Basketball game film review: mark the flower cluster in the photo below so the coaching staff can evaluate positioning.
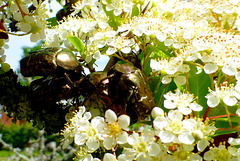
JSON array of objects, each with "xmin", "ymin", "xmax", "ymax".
[
  {"xmin": 62, "ymin": 106, "xmax": 240, "ymax": 160},
  {"xmin": 163, "ymin": 90, "xmax": 203, "ymax": 115},
  {"xmin": 62, "ymin": 106, "xmax": 130, "ymax": 158},
  {"xmin": 3, "ymin": 0, "xmax": 240, "ymax": 160}
]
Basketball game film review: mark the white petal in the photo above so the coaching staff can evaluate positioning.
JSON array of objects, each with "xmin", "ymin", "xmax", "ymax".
[
  {"xmin": 203, "ymin": 150, "xmax": 216, "ymax": 160},
  {"xmin": 222, "ymin": 64, "xmax": 237, "ymax": 76},
  {"xmin": 133, "ymin": 28, "xmax": 144, "ymax": 36},
  {"xmin": 121, "ymin": 46, "xmax": 131, "ymax": 53},
  {"xmin": 156, "ymin": 33, "xmax": 167, "ymax": 42},
  {"xmin": 168, "ymin": 110, "xmax": 183, "ymax": 120},
  {"xmin": 106, "ymin": 47, "xmax": 117, "ymax": 55},
  {"xmin": 235, "ymin": 71, "xmax": 240, "ymax": 81},
  {"xmin": 235, "ymin": 83, "xmax": 240, "ymax": 93},
  {"xmin": 174, "ymin": 75, "xmax": 186, "ymax": 85},
  {"xmin": 127, "ymin": 133, "xmax": 139, "ymax": 145},
  {"xmin": 75, "ymin": 133, "xmax": 88, "ymax": 145},
  {"xmin": 189, "ymin": 103, "xmax": 203, "ymax": 111},
  {"xmin": 178, "ymin": 106, "xmax": 192, "ymax": 115},
  {"xmin": 103, "ymin": 153, "xmax": 116, "ymax": 161},
  {"xmin": 147, "ymin": 143, "xmax": 160, "ymax": 156},
  {"xmin": 84, "ymin": 112, "xmax": 92, "ymax": 120},
  {"xmin": 118, "ymin": 154, "xmax": 127, "ymax": 161},
  {"xmin": 164, "ymin": 100, "xmax": 176, "ymax": 109},
  {"xmin": 118, "ymin": 115, "xmax": 130, "ymax": 130},
  {"xmin": 228, "ymin": 137, "xmax": 240, "ymax": 145},
  {"xmin": 164, "ymin": 39, "xmax": 173, "ymax": 46},
  {"xmin": 236, "ymin": 108, "xmax": 240, "ymax": 116},
  {"xmin": 122, "ymin": 148, "xmax": 136, "ymax": 160},
  {"xmin": 117, "ymin": 131, "xmax": 128, "ymax": 144},
  {"xmin": 106, "ymin": 4, "xmax": 114, "ymax": 11},
  {"xmin": 158, "ymin": 131, "xmax": 174, "ymax": 143},
  {"xmin": 83, "ymin": 154, "xmax": 93, "ymax": 161},
  {"xmin": 91, "ymin": 116, "xmax": 104, "ymax": 128},
  {"xmin": 151, "ymin": 107, "xmax": 164, "ymax": 119},
  {"xmin": 204, "ymin": 63, "xmax": 218, "ymax": 74},
  {"xmin": 206, "ymin": 94, "xmax": 220, "ymax": 108},
  {"xmin": 114, "ymin": 9, "xmax": 122, "ymax": 16},
  {"xmin": 189, "ymin": 154, "xmax": 203, "ymax": 161},
  {"xmin": 162, "ymin": 75, "xmax": 172, "ymax": 84},
  {"xmin": 182, "ymin": 119, "xmax": 196, "ymax": 130},
  {"xmin": 181, "ymin": 64, "xmax": 190, "ymax": 73},
  {"xmin": 223, "ymin": 96, "xmax": 237, "ymax": 106},
  {"xmin": 86, "ymin": 139, "xmax": 100, "ymax": 152},
  {"xmin": 197, "ymin": 139, "xmax": 210, "ymax": 152},
  {"xmin": 105, "ymin": 109, "xmax": 117, "ymax": 123},
  {"xmin": 103, "ymin": 136, "xmax": 115, "ymax": 150},
  {"xmin": 178, "ymin": 132, "xmax": 194, "ymax": 144},
  {"xmin": 153, "ymin": 116, "xmax": 168, "ymax": 130},
  {"xmin": 136, "ymin": 152, "xmax": 151, "ymax": 161}
]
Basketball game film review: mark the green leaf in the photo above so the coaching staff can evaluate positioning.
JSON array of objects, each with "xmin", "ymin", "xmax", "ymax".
[
  {"xmin": 132, "ymin": 5, "xmax": 140, "ymax": 17},
  {"xmin": 67, "ymin": 35, "xmax": 86, "ymax": 59},
  {"xmin": 0, "ymin": 69, "xmax": 5, "ymax": 74},
  {"xmin": 102, "ymin": 4, "xmax": 120, "ymax": 30},
  {"xmin": 212, "ymin": 129, "xmax": 238, "ymax": 137},
  {"xmin": 188, "ymin": 64, "xmax": 211, "ymax": 117},
  {"xmin": 46, "ymin": 17, "xmax": 58, "ymax": 27},
  {"xmin": 215, "ymin": 116, "xmax": 240, "ymax": 123},
  {"xmin": 154, "ymin": 41, "xmax": 175, "ymax": 58}
]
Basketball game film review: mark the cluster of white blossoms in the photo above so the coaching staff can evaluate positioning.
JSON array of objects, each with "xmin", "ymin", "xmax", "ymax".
[
  {"xmin": 62, "ymin": 106, "xmax": 240, "ymax": 160},
  {"xmin": 8, "ymin": 0, "xmax": 49, "ymax": 42},
  {"xmin": 0, "ymin": 0, "xmax": 49, "ymax": 70},
  {"xmin": 206, "ymin": 83, "xmax": 240, "ymax": 108},
  {"xmin": 3, "ymin": 0, "xmax": 240, "ymax": 159},
  {"xmin": 163, "ymin": 90, "xmax": 203, "ymax": 115},
  {"xmin": 43, "ymin": 0, "xmax": 240, "ymax": 85}
]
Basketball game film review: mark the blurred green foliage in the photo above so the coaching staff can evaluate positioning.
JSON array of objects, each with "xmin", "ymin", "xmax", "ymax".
[
  {"xmin": 0, "ymin": 122, "xmax": 38, "ymax": 149},
  {"xmin": 0, "ymin": 121, "xmax": 62, "ymax": 149}
]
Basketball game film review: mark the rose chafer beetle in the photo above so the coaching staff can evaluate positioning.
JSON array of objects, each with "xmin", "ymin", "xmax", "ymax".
[
  {"xmin": 105, "ymin": 63, "xmax": 156, "ymax": 122},
  {"xmin": 20, "ymin": 47, "xmax": 84, "ymax": 81}
]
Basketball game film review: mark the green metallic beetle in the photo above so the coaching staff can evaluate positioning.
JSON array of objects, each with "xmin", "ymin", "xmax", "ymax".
[
  {"xmin": 20, "ymin": 47, "xmax": 83, "ymax": 80},
  {"xmin": 105, "ymin": 63, "xmax": 155, "ymax": 122}
]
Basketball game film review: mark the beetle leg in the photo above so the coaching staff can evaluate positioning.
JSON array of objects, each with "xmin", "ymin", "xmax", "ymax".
[{"xmin": 64, "ymin": 72, "xmax": 75, "ymax": 87}]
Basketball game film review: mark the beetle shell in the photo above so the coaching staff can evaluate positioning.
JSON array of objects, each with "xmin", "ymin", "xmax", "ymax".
[
  {"xmin": 108, "ymin": 63, "xmax": 155, "ymax": 121},
  {"xmin": 20, "ymin": 47, "xmax": 82, "ymax": 77}
]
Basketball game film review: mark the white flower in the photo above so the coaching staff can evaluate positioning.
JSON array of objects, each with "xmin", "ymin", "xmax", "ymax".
[
  {"xmin": 205, "ymin": 84, "xmax": 240, "ymax": 108},
  {"xmin": 106, "ymin": 36, "xmax": 135, "ymax": 55},
  {"xmin": 163, "ymin": 90, "xmax": 203, "ymax": 115},
  {"xmin": 62, "ymin": 106, "xmax": 103, "ymax": 152},
  {"xmin": 123, "ymin": 128, "xmax": 160, "ymax": 161},
  {"xmin": 99, "ymin": 109, "xmax": 130, "ymax": 150}
]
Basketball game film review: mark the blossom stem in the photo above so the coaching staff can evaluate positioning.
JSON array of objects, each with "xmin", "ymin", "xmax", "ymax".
[
  {"xmin": 0, "ymin": 3, "xmax": 8, "ymax": 9},
  {"xmin": 133, "ymin": 36, "xmax": 144, "ymax": 53},
  {"xmin": 229, "ymin": 14, "xmax": 237, "ymax": 30},
  {"xmin": 211, "ymin": 10, "xmax": 221, "ymax": 27},
  {"xmin": 225, "ymin": 104, "xmax": 232, "ymax": 128},
  {"xmin": 208, "ymin": 113, "xmax": 237, "ymax": 120},
  {"xmin": 15, "ymin": 0, "xmax": 28, "ymax": 17},
  {"xmin": 186, "ymin": 73, "xmax": 190, "ymax": 92},
  {"xmin": 157, "ymin": 84, "xmax": 168, "ymax": 107},
  {"xmin": 203, "ymin": 107, "xmax": 211, "ymax": 122}
]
